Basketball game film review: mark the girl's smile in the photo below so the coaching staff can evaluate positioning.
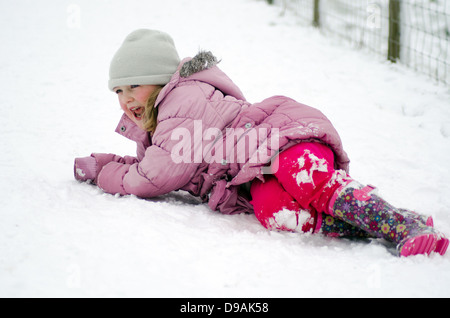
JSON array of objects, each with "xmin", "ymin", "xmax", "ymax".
[
  {"xmin": 114, "ymin": 84, "xmax": 159, "ymax": 129},
  {"xmin": 129, "ymin": 105, "xmax": 144, "ymax": 120}
]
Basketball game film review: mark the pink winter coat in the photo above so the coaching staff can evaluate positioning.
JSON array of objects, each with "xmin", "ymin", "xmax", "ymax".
[{"xmin": 75, "ymin": 52, "xmax": 350, "ymax": 215}]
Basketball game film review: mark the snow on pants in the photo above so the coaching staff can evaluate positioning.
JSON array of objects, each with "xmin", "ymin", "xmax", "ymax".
[{"xmin": 250, "ymin": 142, "xmax": 352, "ymax": 233}]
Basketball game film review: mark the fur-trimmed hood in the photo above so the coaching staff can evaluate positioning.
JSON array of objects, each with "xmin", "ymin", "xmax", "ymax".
[
  {"xmin": 179, "ymin": 51, "xmax": 220, "ymax": 78},
  {"xmin": 154, "ymin": 51, "xmax": 246, "ymax": 107}
]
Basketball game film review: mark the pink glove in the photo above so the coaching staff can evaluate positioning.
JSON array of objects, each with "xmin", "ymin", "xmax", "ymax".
[{"xmin": 74, "ymin": 156, "xmax": 98, "ymax": 182}]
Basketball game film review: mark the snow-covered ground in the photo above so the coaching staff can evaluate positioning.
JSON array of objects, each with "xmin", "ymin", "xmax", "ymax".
[{"xmin": 1, "ymin": 0, "xmax": 450, "ymax": 298}]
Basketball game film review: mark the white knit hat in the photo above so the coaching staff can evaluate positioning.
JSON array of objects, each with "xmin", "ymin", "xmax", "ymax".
[{"xmin": 108, "ymin": 29, "xmax": 180, "ymax": 91}]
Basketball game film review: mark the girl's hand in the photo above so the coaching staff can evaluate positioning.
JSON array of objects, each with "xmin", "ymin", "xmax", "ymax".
[{"xmin": 74, "ymin": 156, "xmax": 98, "ymax": 183}]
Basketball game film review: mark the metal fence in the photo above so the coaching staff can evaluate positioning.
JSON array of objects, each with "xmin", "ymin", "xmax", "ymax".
[{"xmin": 267, "ymin": 0, "xmax": 450, "ymax": 85}]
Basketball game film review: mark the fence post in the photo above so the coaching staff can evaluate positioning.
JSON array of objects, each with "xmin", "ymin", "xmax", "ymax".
[
  {"xmin": 313, "ymin": 0, "xmax": 320, "ymax": 28},
  {"xmin": 388, "ymin": 0, "xmax": 401, "ymax": 62}
]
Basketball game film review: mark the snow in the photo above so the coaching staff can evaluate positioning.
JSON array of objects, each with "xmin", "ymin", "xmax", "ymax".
[
  {"xmin": 293, "ymin": 150, "xmax": 329, "ymax": 186},
  {"xmin": 268, "ymin": 208, "xmax": 314, "ymax": 233},
  {"xmin": 1, "ymin": 0, "xmax": 450, "ymax": 298}
]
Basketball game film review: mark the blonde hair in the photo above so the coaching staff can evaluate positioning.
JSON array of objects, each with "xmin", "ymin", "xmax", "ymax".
[{"xmin": 143, "ymin": 86, "xmax": 163, "ymax": 134}]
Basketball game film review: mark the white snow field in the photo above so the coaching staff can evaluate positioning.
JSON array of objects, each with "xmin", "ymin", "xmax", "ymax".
[{"xmin": 1, "ymin": 0, "xmax": 450, "ymax": 298}]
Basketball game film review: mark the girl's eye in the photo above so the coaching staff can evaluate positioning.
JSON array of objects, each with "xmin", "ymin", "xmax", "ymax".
[{"xmin": 114, "ymin": 85, "xmax": 138, "ymax": 94}]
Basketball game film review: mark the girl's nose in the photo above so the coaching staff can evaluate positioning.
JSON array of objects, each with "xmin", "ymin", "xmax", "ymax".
[{"xmin": 121, "ymin": 91, "xmax": 134, "ymax": 104}]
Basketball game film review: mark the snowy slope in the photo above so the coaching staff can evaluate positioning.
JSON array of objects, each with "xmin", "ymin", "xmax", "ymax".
[{"xmin": 1, "ymin": 0, "xmax": 450, "ymax": 298}]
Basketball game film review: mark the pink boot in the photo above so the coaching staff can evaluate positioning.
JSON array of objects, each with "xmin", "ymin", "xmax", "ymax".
[{"xmin": 329, "ymin": 182, "xmax": 448, "ymax": 257}]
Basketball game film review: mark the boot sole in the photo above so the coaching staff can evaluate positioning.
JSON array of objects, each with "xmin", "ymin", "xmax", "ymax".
[
  {"xmin": 399, "ymin": 234, "xmax": 438, "ymax": 257},
  {"xmin": 435, "ymin": 237, "xmax": 449, "ymax": 256}
]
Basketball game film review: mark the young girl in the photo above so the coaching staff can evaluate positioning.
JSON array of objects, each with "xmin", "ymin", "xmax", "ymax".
[{"xmin": 74, "ymin": 29, "xmax": 448, "ymax": 257}]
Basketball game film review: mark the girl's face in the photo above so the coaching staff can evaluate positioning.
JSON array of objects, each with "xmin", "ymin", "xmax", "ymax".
[{"xmin": 114, "ymin": 84, "xmax": 159, "ymax": 130}]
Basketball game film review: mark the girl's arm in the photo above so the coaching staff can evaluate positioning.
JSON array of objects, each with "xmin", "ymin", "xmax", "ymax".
[
  {"xmin": 95, "ymin": 145, "xmax": 198, "ymax": 197},
  {"xmin": 94, "ymin": 114, "xmax": 209, "ymax": 198},
  {"xmin": 74, "ymin": 153, "xmax": 139, "ymax": 183}
]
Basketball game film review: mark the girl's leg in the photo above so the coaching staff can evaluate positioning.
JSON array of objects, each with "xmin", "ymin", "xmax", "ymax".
[
  {"xmin": 250, "ymin": 177, "xmax": 371, "ymax": 237},
  {"xmin": 329, "ymin": 181, "xmax": 448, "ymax": 256},
  {"xmin": 272, "ymin": 142, "xmax": 352, "ymax": 214},
  {"xmin": 250, "ymin": 144, "xmax": 370, "ymax": 238},
  {"xmin": 250, "ymin": 175, "xmax": 317, "ymax": 234},
  {"xmin": 272, "ymin": 142, "xmax": 447, "ymax": 256}
]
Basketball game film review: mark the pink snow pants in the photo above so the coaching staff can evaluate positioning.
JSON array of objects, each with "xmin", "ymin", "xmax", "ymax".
[{"xmin": 250, "ymin": 142, "xmax": 352, "ymax": 233}]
